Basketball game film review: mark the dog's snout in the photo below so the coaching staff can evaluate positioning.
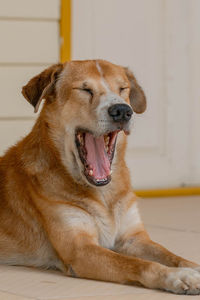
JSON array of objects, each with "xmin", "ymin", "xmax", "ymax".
[{"xmin": 108, "ymin": 104, "xmax": 133, "ymax": 123}]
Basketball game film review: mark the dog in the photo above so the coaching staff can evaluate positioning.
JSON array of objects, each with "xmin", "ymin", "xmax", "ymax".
[{"xmin": 0, "ymin": 60, "xmax": 200, "ymax": 295}]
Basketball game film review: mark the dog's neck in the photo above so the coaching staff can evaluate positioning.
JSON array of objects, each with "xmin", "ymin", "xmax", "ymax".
[{"xmin": 18, "ymin": 114, "xmax": 63, "ymax": 173}]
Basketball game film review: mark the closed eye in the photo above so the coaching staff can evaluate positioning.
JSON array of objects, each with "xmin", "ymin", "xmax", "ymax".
[
  {"xmin": 82, "ymin": 88, "xmax": 93, "ymax": 96},
  {"xmin": 73, "ymin": 87, "xmax": 93, "ymax": 97},
  {"xmin": 119, "ymin": 87, "xmax": 129, "ymax": 94}
]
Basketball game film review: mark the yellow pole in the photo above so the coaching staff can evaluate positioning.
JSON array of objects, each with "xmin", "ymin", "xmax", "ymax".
[{"xmin": 60, "ymin": 0, "xmax": 71, "ymax": 62}]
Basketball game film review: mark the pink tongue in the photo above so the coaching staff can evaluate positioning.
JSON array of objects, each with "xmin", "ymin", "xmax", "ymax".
[{"xmin": 85, "ymin": 133, "xmax": 110, "ymax": 180}]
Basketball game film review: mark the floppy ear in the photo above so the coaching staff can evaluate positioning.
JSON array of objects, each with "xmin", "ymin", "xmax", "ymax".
[
  {"xmin": 22, "ymin": 63, "xmax": 63, "ymax": 113},
  {"xmin": 124, "ymin": 67, "xmax": 146, "ymax": 114}
]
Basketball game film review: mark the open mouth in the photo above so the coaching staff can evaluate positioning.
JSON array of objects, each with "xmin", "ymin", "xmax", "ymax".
[{"xmin": 75, "ymin": 129, "xmax": 119, "ymax": 186}]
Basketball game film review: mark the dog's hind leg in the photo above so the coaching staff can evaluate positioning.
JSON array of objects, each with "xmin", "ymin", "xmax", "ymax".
[{"xmin": 0, "ymin": 229, "xmax": 63, "ymax": 270}]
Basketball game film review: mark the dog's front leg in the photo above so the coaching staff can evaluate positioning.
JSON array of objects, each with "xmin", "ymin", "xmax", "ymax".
[
  {"xmin": 47, "ymin": 231, "xmax": 200, "ymax": 293},
  {"xmin": 44, "ymin": 208, "xmax": 200, "ymax": 294},
  {"xmin": 116, "ymin": 230, "xmax": 200, "ymax": 270},
  {"xmin": 53, "ymin": 232, "xmax": 200, "ymax": 294}
]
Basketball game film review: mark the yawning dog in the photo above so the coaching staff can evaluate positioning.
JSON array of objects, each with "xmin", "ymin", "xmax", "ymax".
[{"xmin": 0, "ymin": 60, "xmax": 200, "ymax": 294}]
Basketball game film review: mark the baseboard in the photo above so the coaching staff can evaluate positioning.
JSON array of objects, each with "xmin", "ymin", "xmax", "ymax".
[{"xmin": 135, "ymin": 187, "xmax": 200, "ymax": 198}]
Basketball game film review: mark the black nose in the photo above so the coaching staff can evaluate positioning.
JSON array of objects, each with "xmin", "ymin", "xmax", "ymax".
[{"xmin": 108, "ymin": 104, "xmax": 133, "ymax": 122}]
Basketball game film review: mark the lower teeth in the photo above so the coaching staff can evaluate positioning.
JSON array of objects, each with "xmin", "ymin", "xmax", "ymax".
[{"xmin": 96, "ymin": 178, "xmax": 107, "ymax": 182}]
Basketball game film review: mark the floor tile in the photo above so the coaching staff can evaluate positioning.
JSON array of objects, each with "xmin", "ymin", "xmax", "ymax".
[
  {"xmin": 139, "ymin": 196, "xmax": 200, "ymax": 232},
  {"xmin": 55, "ymin": 295, "xmax": 200, "ymax": 300},
  {"xmin": 146, "ymin": 227, "xmax": 200, "ymax": 264},
  {"xmin": 0, "ymin": 291, "xmax": 32, "ymax": 300},
  {"xmin": 0, "ymin": 266, "xmax": 155, "ymax": 300}
]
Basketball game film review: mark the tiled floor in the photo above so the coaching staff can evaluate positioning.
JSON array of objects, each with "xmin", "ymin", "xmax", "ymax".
[{"xmin": 0, "ymin": 196, "xmax": 200, "ymax": 300}]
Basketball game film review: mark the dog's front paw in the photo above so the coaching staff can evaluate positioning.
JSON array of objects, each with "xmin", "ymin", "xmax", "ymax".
[{"xmin": 164, "ymin": 268, "xmax": 200, "ymax": 295}]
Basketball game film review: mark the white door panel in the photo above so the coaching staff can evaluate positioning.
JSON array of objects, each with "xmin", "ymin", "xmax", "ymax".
[
  {"xmin": 189, "ymin": 0, "xmax": 200, "ymax": 185},
  {"xmin": 72, "ymin": 0, "xmax": 200, "ymax": 189}
]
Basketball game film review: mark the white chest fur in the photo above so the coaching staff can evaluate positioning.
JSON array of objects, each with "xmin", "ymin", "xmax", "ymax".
[
  {"xmin": 59, "ymin": 193, "xmax": 142, "ymax": 250},
  {"xmin": 94, "ymin": 209, "xmax": 117, "ymax": 249},
  {"xmin": 93, "ymin": 194, "xmax": 142, "ymax": 249}
]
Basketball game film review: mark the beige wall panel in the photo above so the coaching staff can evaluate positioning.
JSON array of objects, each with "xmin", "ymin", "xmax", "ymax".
[
  {"xmin": 0, "ymin": 20, "xmax": 59, "ymax": 63},
  {"xmin": 0, "ymin": 120, "xmax": 35, "ymax": 156},
  {"xmin": 0, "ymin": 65, "xmax": 52, "ymax": 117},
  {"xmin": 0, "ymin": 0, "xmax": 60, "ymax": 19}
]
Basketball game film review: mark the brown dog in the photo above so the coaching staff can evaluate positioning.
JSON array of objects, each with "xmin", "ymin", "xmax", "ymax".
[{"xmin": 0, "ymin": 60, "xmax": 200, "ymax": 294}]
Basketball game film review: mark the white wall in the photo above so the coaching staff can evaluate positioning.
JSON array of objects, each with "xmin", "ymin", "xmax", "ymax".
[
  {"xmin": 0, "ymin": 0, "xmax": 60, "ymax": 154},
  {"xmin": 72, "ymin": 0, "xmax": 200, "ymax": 189}
]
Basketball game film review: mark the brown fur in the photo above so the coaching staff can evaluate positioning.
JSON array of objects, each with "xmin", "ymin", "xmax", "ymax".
[{"xmin": 0, "ymin": 60, "xmax": 199, "ymax": 294}]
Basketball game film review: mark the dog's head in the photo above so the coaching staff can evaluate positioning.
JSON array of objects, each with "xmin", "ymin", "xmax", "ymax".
[{"xmin": 22, "ymin": 60, "xmax": 146, "ymax": 187}]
